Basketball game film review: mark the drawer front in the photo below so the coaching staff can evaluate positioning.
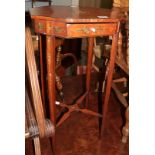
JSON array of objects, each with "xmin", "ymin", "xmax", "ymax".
[{"xmin": 67, "ymin": 23, "xmax": 117, "ymax": 37}]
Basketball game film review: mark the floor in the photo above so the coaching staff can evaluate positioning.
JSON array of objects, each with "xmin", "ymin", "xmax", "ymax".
[{"xmin": 25, "ymin": 73, "xmax": 129, "ymax": 155}]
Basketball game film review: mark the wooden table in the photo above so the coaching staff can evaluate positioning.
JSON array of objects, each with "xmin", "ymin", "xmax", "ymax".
[{"xmin": 30, "ymin": 6, "xmax": 123, "ymax": 138}]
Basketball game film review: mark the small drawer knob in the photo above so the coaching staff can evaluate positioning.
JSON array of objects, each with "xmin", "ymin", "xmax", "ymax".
[{"xmin": 90, "ymin": 28, "xmax": 96, "ymax": 32}]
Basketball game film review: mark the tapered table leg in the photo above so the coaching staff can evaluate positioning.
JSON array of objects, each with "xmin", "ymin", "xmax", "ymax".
[
  {"xmin": 46, "ymin": 36, "xmax": 56, "ymax": 152},
  {"xmin": 101, "ymin": 33, "xmax": 118, "ymax": 134},
  {"xmin": 86, "ymin": 37, "xmax": 94, "ymax": 108}
]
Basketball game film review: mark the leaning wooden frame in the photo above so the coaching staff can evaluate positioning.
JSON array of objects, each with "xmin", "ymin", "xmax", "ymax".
[{"xmin": 25, "ymin": 27, "xmax": 55, "ymax": 155}]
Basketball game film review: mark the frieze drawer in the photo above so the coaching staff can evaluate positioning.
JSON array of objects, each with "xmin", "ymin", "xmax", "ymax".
[{"xmin": 66, "ymin": 23, "xmax": 118, "ymax": 37}]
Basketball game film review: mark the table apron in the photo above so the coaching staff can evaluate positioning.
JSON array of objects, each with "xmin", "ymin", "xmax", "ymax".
[{"xmin": 34, "ymin": 20, "xmax": 118, "ymax": 37}]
